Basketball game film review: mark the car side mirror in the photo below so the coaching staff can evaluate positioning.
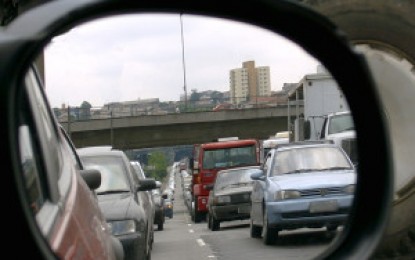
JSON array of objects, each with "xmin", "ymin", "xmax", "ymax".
[
  {"xmin": 80, "ymin": 169, "xmax": 101, "ymax": 190},
  {"xmin": 205, "ymin": 183, "xmax": 214, "ymax": 190},
  {"xmin": 250, "ymin": 170, "xmax": 265, "ymax": 181},
  {"xmin": 137, "ymin": 179, "xmax": 157, "ymax": 191},
  {"xmin": 161, "ymin": 194, "xmax": 168, "ymax": 199}
]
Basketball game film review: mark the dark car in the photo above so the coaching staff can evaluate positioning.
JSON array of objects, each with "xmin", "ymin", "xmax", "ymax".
[
  {"xmin": 77, "ymin": 146, "xmax": 157, "ymax": 260},
  {"xmin": 206, "ymin": 166, "xmax": 261, "ymax": 231},
  {"xmin": 130, "ymin": 160, "xmax": 157, "ymax": 247},
  {"xmin": 250, "ymin": 141, "xmax": 356, "ymax": 245},
  {"xmin": 151, "ymin": 186, "xmax": 167, "ymax": 231},
  {"xmin": 3, "ymin": 1, "xmax": 412, "ymax": 260}
]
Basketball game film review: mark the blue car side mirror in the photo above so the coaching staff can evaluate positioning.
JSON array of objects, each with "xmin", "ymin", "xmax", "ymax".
[{"xmin": 250, "ymin": 170, "xmax": 265, "ymax": 181}]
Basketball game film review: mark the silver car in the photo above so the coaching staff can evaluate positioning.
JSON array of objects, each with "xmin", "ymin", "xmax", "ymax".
[{"xmin": 206, "ymin": 166, "xmax": 261, "ymax": 231}]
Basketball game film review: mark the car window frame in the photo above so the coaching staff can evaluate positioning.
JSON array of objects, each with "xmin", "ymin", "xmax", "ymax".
[{"xmin": 20, "ymin": 65, "xmax": 75, "ymax": 239}]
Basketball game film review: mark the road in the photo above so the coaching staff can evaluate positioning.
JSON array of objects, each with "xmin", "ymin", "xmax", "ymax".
[{"xmin": 151, "ymin": 167, "xmax": 339, "ymax": 260}]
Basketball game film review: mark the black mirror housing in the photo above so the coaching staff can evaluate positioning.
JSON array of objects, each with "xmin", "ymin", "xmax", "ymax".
[{"xmin": 1, "ymin": 1, "xmax": 392, "ymax": 259}]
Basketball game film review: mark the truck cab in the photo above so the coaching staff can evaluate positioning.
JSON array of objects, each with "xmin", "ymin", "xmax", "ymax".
[
  {"xmin": 320, "ymin": 111, "xmax": 358, "ymax": 166},
  {"xmin": 190, "ymin": 138, "xmax": 260, "ymax": 223}
]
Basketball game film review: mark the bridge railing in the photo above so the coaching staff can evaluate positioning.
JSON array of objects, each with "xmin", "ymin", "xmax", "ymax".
[{"xmin": 54, "ymin": 95, "xmax": 291, "ymax": 123}]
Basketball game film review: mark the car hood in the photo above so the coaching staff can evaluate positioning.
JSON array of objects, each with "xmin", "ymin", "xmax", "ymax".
[
  {"xmin": 215, "ymin": 185, "xmax": 253, "ymax": 196},
  {"xmin": 270, "ymin": 170, "xmax": 356, "ymax": 190},
  {"xmin": 97, "ymin": 193, "xmax": 134, "ymax": 220}
]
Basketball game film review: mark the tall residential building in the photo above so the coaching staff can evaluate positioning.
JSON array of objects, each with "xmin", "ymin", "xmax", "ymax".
[{"xmin": 229, "ymin": 60, "xmax": 271, "ymax": 105}]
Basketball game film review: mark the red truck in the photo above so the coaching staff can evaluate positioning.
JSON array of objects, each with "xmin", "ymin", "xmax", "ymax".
[{"xmin": 190, "ymin": 138, "xmax": 261, "ymax": 222}]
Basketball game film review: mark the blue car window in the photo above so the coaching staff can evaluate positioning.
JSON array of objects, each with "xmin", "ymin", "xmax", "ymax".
[{"xmin": 273, "ymin": 146, "xmax": 352, "ymax": 176}]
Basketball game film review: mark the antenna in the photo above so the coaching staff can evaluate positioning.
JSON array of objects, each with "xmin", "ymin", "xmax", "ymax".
[{"xmin": 180, "ymin": 13, "xmax": 188, "ymax": 111}]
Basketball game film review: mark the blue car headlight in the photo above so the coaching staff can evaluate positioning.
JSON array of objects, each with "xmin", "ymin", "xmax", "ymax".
[
  {"xmin": 107, "ymin": 220, "xmax": 136, "ymax": 236},
  {"xmin": 274, "ymin": 190, "xmax": 301, "ymax": 200}
]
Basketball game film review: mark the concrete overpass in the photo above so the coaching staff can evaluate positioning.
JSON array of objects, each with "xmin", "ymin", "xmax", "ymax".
[{"xmin": 62, "ymin": 106, "xmax": 302, "ymax": 150}]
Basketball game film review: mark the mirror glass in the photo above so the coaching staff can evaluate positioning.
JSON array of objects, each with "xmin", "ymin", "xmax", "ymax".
[{"xmin": 40, "ymin": 13, "xmax": 357, "ymax": 259}]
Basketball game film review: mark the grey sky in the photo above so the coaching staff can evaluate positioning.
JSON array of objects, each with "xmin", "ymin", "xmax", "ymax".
[{"xmin": 44, "ymin": 13, "xmax": 319, "ymax": 108}]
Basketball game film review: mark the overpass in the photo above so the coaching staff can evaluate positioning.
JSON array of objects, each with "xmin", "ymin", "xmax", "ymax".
[{"xmin": 62, "ymin": 106, "xmax": 302, "ymax": 150}]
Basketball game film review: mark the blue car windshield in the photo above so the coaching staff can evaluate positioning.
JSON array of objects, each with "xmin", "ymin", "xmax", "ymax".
[
  {"xmin": 272, "ymin": 146, "xmax": 352, "ymax": 176},
  {"xmin": 81, "ymin": 156, "xmax": 130, "ymax": 193}
]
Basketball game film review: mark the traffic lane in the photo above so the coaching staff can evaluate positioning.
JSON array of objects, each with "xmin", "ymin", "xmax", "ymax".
[
  {"xmin": 195, "ymin": 220, "xmax": 336, "ymax": 260},
  {"xmin": 153, "ymin": 166, "xmax": 338, "ymax": 260},
  {"xmin": 151, "ymin": 170, "xmax": 216, "ymax": 260}
]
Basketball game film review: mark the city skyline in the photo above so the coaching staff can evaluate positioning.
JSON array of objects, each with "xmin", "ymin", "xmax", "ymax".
[{"xmin": 44, "ymin": 13, "xmax": 319, "ymax": 108}]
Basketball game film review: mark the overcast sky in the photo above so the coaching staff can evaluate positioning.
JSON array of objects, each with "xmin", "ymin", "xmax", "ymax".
[{"xmin": 44, "ymin": 13, "xmax": 320, "ymax": 108}]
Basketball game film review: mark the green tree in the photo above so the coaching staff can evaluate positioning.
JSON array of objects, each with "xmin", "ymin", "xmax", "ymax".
[
  {"xmin": 211, "ymin": 91, "xmax": 224, "ymax": 104},
  {"xmin": 80, "ymin": 101, "xmax": 92, "ymax": 108},
  {"xmin": 79, "ymin": 101, "xmax": 92, "ymax": 120},
  {"xmin": 189, "ymin": 89, "xmax": 201, "ymax": 102},
  {"xmin": 147, "ymin": 151, "xmax": 168, "ymax": 181}
]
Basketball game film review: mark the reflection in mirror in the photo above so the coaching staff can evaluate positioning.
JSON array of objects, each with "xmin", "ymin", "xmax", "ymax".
[{"xmin": 40, "ymin": 13, "xmax": 357, "ymax": 259}]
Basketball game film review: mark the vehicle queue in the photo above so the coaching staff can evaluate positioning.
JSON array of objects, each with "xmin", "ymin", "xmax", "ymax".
[{"xmin": 174, "ymin": 139, "xmax": 356, "ymax": 246}]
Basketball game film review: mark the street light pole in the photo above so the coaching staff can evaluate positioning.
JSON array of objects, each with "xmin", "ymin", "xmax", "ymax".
[{"xmin": 180, "ymin": 13, "xmax": 188, "ymax": 111}]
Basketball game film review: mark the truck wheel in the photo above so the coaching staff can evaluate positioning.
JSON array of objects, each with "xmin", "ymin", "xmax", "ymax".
[
  {"xmin": 302, "ymin": 0, "xmax": 415, "ymax": 258},
  {"xmin": 207, "ymin": 212, "xmax": 212, "ymax": 230},
  {"xmin": 193, "ymin": 196, "xmax": 202, "ymax": 223},
  {"xmin": 302, "ymin": 0, "xmax": 415, "ymax": 65},
  {"xmin": 211, "ymin": 217, "xmax": 220, "ymax": 231}
]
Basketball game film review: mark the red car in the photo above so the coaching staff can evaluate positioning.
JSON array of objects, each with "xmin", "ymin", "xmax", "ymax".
[{"xmin": 16, "ymin": 64, "xmax": 123, "ymax": 260}]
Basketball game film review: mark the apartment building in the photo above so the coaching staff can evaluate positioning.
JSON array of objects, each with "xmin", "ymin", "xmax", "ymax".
[{"xmin": 229, "ymin": 60, "xmax": 271, "ymax": 105}]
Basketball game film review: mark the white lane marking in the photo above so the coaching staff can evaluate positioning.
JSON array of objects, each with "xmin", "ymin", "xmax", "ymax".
[
  {"xmin": 196, "ymin": 238, "xmax": 206, "ymax": 247},
  {"xmin": 188, "ymin": 224, "xmax": 192, "ymax": 227},
  {"xmin": 208, "ymin": 256, "xmax": 216, "ymax": 258},
  {"xmin": 189, "ymin": 229, "xmax": 194, "ymax": 233}
]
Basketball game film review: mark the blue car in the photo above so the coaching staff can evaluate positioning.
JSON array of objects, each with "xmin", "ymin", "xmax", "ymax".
[
  {"xmin": 164, "ymin": 198, "xmax": 174, "ymax": 219},
  {"xmin": 250, "ymin": 141, "xmax": 356, "ymax": 245}
]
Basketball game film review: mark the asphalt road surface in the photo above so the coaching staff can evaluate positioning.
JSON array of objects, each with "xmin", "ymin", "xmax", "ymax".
[{"xmin": 151, "ymin": 168, "xmax": 339, "ymax": 260}]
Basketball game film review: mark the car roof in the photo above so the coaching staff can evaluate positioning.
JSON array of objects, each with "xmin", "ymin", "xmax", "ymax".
[
  {"xmin": 274, "ymin": 140, "xmax": 337, "ymax": 151},
  {"xmin": 77, "ymin": 146, "xmax": 125, "ymax": 157}
]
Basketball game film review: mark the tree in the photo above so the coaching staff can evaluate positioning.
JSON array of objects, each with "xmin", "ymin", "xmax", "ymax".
[
  {"xmin": 189, "ymin": 89, "xmax": 201, "ymax": 102},
  {"xmin": 147, "ymin": 151, "xmax": 168, "ymax": 181},
  {"xmin": 210, "ymin": 91, "xmax": 224, "ymax": 104},
  {"xmin": 79, "ymin": 101, "xmax": 92, "ymax": 120}
]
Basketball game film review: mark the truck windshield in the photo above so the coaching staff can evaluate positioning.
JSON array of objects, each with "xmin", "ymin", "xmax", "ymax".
[
  {"xmin": 328, "ymin": 113, "xmax": 354, "ymax": 135},
  {"xmin": 202, "ymin": 146, "xmax": 257, "ymax": 169}
]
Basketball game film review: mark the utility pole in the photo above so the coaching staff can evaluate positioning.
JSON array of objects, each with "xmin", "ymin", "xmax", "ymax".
[{"xmin": 180, "ymin": 13, "xmax": 188, "ymax": 111}]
